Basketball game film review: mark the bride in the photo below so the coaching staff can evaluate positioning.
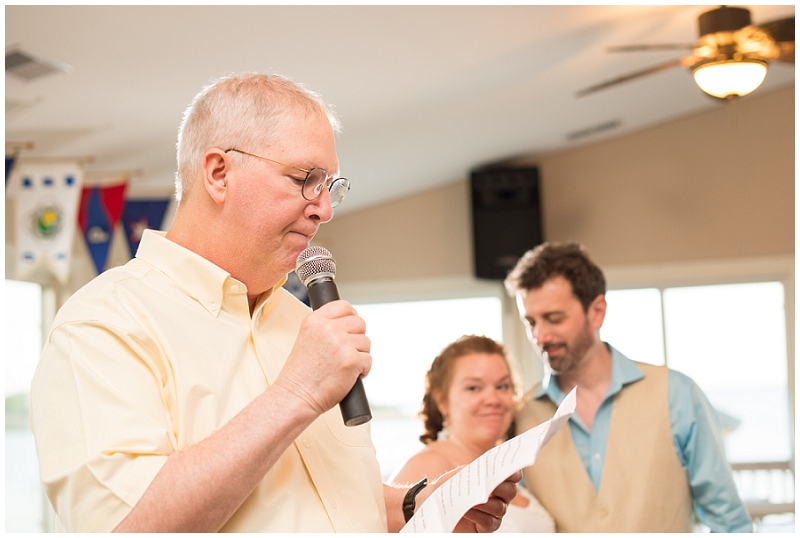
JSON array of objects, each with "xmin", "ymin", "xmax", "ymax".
[{"xmin": 390, "ymin": 335, "xmax": 555, "ymax": 533}]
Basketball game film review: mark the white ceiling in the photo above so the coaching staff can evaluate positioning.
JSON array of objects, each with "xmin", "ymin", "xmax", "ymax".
[{"xmin": 5, "ymin": 4, "xmax": 795, "ymax": 215}]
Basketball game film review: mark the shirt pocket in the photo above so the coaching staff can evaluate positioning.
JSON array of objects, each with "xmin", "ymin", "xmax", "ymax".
[{"xmin": 321, "ymin": 408, "xmax": 374, "ymax": 447}]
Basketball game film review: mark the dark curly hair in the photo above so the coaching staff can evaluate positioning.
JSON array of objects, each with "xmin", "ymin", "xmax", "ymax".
[
  {"xmin": 419, "ymin": 335, "xmax": 520, "ymax": 444},
  {"xmin": 504, "ymin": 241, "xmax": 606, "ymax": 312}
]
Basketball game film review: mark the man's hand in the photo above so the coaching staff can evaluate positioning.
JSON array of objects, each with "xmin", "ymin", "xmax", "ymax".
[
  {"xmin": 273, "ymin": 300, "xmax": 372, "ymax": 415},
  {"xmin": 405, "ymin": 468, "xmax": 522, "ymax": 533},
  {"xmin": 453, "ymin": 470, "xmax": 521, "ymax": 532},
  {"xmin": 273, "ymin": 300, "xmax": 371, "ymax": 416}
]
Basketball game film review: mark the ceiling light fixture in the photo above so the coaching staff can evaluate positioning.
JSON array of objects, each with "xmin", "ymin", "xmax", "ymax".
[
  {"xmin": 692, "ymin": 57, "xmax": 768, "ymax": 99},
  {"xmin": 689, "ymin": 7, "xmax": 772, "ymax": 100},
  {"xmin": 576, "ymin": 6, "xmax": 793, "ymax": 101}
]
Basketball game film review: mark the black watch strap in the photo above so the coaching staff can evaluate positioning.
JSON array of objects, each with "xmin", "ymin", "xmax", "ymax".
[{"xmin": 402, "ymin": 477, "xmax": 428, "ymax": 523}]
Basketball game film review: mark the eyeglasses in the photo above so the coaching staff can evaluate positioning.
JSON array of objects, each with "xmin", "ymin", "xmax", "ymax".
[{"xmin": 224, "ymin": 148, "xmax": 350, "ymax": 207}]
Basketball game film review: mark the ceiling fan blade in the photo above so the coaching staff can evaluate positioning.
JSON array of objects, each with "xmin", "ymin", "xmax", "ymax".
[
  {"xmin": 576, "ymin": 58, "xmax": 685, "ymax": 98},
  {"xmin": 757, "ymin": 16, "xmax": 795, "ymax": 63},
  {"xmin": 756, "ymin": 16, "xmax": 794, "ymax": 44},
  {"xmin": 607, "ymin": 44, "xmax": 695, "ymax": 53},
  {"xmin": 776, "ymin": 42, "xmax": 795, "ymax": 64}
]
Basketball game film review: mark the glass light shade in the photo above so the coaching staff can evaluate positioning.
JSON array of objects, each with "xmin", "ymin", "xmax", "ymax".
[{"xmin": 692, "ymin": 59, "xmax": 768, "ymax": 99}]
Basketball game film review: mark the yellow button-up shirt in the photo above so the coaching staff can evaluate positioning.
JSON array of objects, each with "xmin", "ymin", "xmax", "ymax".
[{"xmin": 30, "ymin": 230, "xmax": 387, "ymax": 532}]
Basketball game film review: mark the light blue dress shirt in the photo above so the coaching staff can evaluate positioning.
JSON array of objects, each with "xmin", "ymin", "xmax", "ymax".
[{"xmin": 534, "ymin": 344, "xmax": 753, "ymax": 532}]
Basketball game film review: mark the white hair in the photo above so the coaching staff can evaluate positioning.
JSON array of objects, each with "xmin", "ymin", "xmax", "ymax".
[{"xmin": 174, "ymin": 72, "xmax": 341, "ymax": 202}]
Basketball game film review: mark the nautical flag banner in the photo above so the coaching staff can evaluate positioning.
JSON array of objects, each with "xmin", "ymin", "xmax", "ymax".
[
  {"xmin": 283, "ymin": 270, "xmax": 310, "ymax": 306},
  {"xmin": 78, "ymin": 182, "xmax": 128, "ymax": 275},
  {"xmin": 6, "ymin": 153, "xmax": 18, "ymax": 188},
  {"xmin": 122, "ymin": 198, "xmax": 170, "ymax": 256},
  {"xmin": 12, "ymin": 162, "xmax": 83, "ymax": 284}
]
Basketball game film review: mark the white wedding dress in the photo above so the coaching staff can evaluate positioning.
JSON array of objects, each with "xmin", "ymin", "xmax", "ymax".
[{"xmin": 496, "ymin": 485, "xmax": 556, "ymax": 533}]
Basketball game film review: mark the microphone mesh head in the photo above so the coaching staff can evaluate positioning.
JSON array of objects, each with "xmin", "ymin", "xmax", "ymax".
[{"xmin": 295, "ymin": 246, "xmax": 336, "ymax": 286}]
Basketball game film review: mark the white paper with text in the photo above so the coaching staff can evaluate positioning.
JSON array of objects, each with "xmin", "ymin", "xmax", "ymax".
[{"xmin": 400, "ymin": 387, "xmax": 576, "ymax": 533}]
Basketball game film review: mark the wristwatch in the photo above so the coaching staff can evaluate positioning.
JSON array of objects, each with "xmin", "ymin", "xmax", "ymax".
[{"xmin": 402, "ymin": 477, "xmax": 428, "ymax": 523}]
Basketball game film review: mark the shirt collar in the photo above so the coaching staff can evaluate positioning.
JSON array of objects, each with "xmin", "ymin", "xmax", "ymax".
[
  {"xmin": 533, "ymin": 343, "xmax": 645, "ymax": 405},
  {"xmin": 135, "ymin": 229, "xmax": 287, "ymax": 317}
]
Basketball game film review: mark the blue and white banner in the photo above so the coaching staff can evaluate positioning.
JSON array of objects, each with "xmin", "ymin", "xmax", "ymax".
[
  {"xmin": 283, "ymin": 270, "xmax": 310, "ymax": 306},
  {"xmin": 12, "ymin": 162, "xmax": 83, "ymax": 284},
  {"xmin": 78, "ymin": 182, "xmax": 128, "ymax": 275},
  {"xmin": 122, "ymin": 198, "xmax": 171, "ymax": 257},
  {"xmin": 6, "ymin": 153, "xmax": 18, "ymax": 189}
]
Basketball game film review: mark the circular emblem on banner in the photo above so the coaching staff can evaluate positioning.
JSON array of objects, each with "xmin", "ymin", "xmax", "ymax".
[{"xmin": 30, "ymin": 204, "xmax": 63, "ymax": 239}]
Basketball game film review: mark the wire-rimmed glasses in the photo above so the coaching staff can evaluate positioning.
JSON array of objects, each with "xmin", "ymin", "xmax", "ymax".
[{"xmin": 225, "ymin": 148, "xmax": 350, "ymax": 207}]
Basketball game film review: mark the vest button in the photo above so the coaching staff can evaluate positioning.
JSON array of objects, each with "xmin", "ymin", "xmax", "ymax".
[{"xmin": 598, "ymin": 508, "xmax": 608, "ymax": 519}]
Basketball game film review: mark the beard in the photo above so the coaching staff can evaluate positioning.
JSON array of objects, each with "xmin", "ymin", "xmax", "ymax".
[{"xmin": 541, "ymin": 320, "xmax": 595, "ymax": 376}]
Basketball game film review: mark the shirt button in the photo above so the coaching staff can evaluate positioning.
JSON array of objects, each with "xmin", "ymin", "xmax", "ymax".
[
  {"xmin": 210, "ymin": 301, "xmax": 218, "ymax": 311},
  {"xmin": 330, "ymin": 500, "xmax": 338, "ymax": 510},
  {"xmin": 302, "ymin": 438, "xmax": 310, "ymax": 448},
  {"xmin": 231, "ymin": 284, "xmax": 239, "ymax": 292},
  {"xmin": 594, "ymin": 453, "xmax": 601, "ymax": 461}
]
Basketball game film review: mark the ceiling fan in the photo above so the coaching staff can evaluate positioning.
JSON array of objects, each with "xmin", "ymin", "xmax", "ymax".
[{"xmin": 577, "ymin": 5, "xmax": 795, "ymax": 100}]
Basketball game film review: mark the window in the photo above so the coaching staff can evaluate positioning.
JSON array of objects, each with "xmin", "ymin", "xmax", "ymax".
[
  {"xmin": 5, "ymin": 279, "xmax": 47, "ymax": 532},
  {"xmin": 600, "ymin": 288, "xmax": 665, "ymax": 366},
  {"xmin": 354, "ymin": 296, "xmax": 504, "ymax": 480},
  {"xmin": 602, "ymin": 282, "xmax": 791, "ymax": 464},
  {"xmin": 602, "ymin": 280, "xmax": 793, "ymax": 531},
  {"xmin": 662, "ymin": 282, "xmax": 790, "ymax": 463}
]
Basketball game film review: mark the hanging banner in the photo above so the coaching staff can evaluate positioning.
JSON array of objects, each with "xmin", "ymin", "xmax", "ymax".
[
  {"xmin": 13, "ymin": 162, "xmax": 83, "ymax": 284},
  {"xmin": 283, "ymin": 270, "xmax": 310, "ymax": 306},
  {"xmin": 6, "ymin": 153, "xmax": 18, "ymax": 188},
  {"xmin": 122, "ymin": 198, "xmax": 170, "ymax": 257},
  {"xmin": 78, "ymin": 182, "xmax": 128, "ymax": 275}
]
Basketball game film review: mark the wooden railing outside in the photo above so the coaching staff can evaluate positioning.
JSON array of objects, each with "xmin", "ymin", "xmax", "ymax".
[{"xmin": 731, "ymin": 461, "xmax": 795, "ymax": 525}]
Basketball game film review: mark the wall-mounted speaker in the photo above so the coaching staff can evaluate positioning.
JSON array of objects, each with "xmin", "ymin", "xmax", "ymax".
[{"xmin": 470, "ymin": 167, "xmax": 543, "ymax": 280}]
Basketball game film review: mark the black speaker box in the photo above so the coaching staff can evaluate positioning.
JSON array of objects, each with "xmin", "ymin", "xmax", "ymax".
[{"xmin": 470, "ymin": 167, "xmax": 543, "ymax": 280}]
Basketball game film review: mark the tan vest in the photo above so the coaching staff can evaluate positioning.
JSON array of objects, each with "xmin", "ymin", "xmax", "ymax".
[{"xmin": 516, "ymin": 363, "xmax": 693, "ymax": 532}]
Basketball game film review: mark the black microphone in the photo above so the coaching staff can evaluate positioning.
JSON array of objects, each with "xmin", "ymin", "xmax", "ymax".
[{"xmin": 295, "ymin": 246, "xmax": 372, "ymax": 427}]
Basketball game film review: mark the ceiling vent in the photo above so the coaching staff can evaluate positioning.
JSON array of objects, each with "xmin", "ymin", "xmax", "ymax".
[
  {"xmin": 566, "ymin": 120, "xmax": 621, "ymax": 141},
  {"xmin": 6, "ymin": 47, "xmax": 71, "ymax": 82}
]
